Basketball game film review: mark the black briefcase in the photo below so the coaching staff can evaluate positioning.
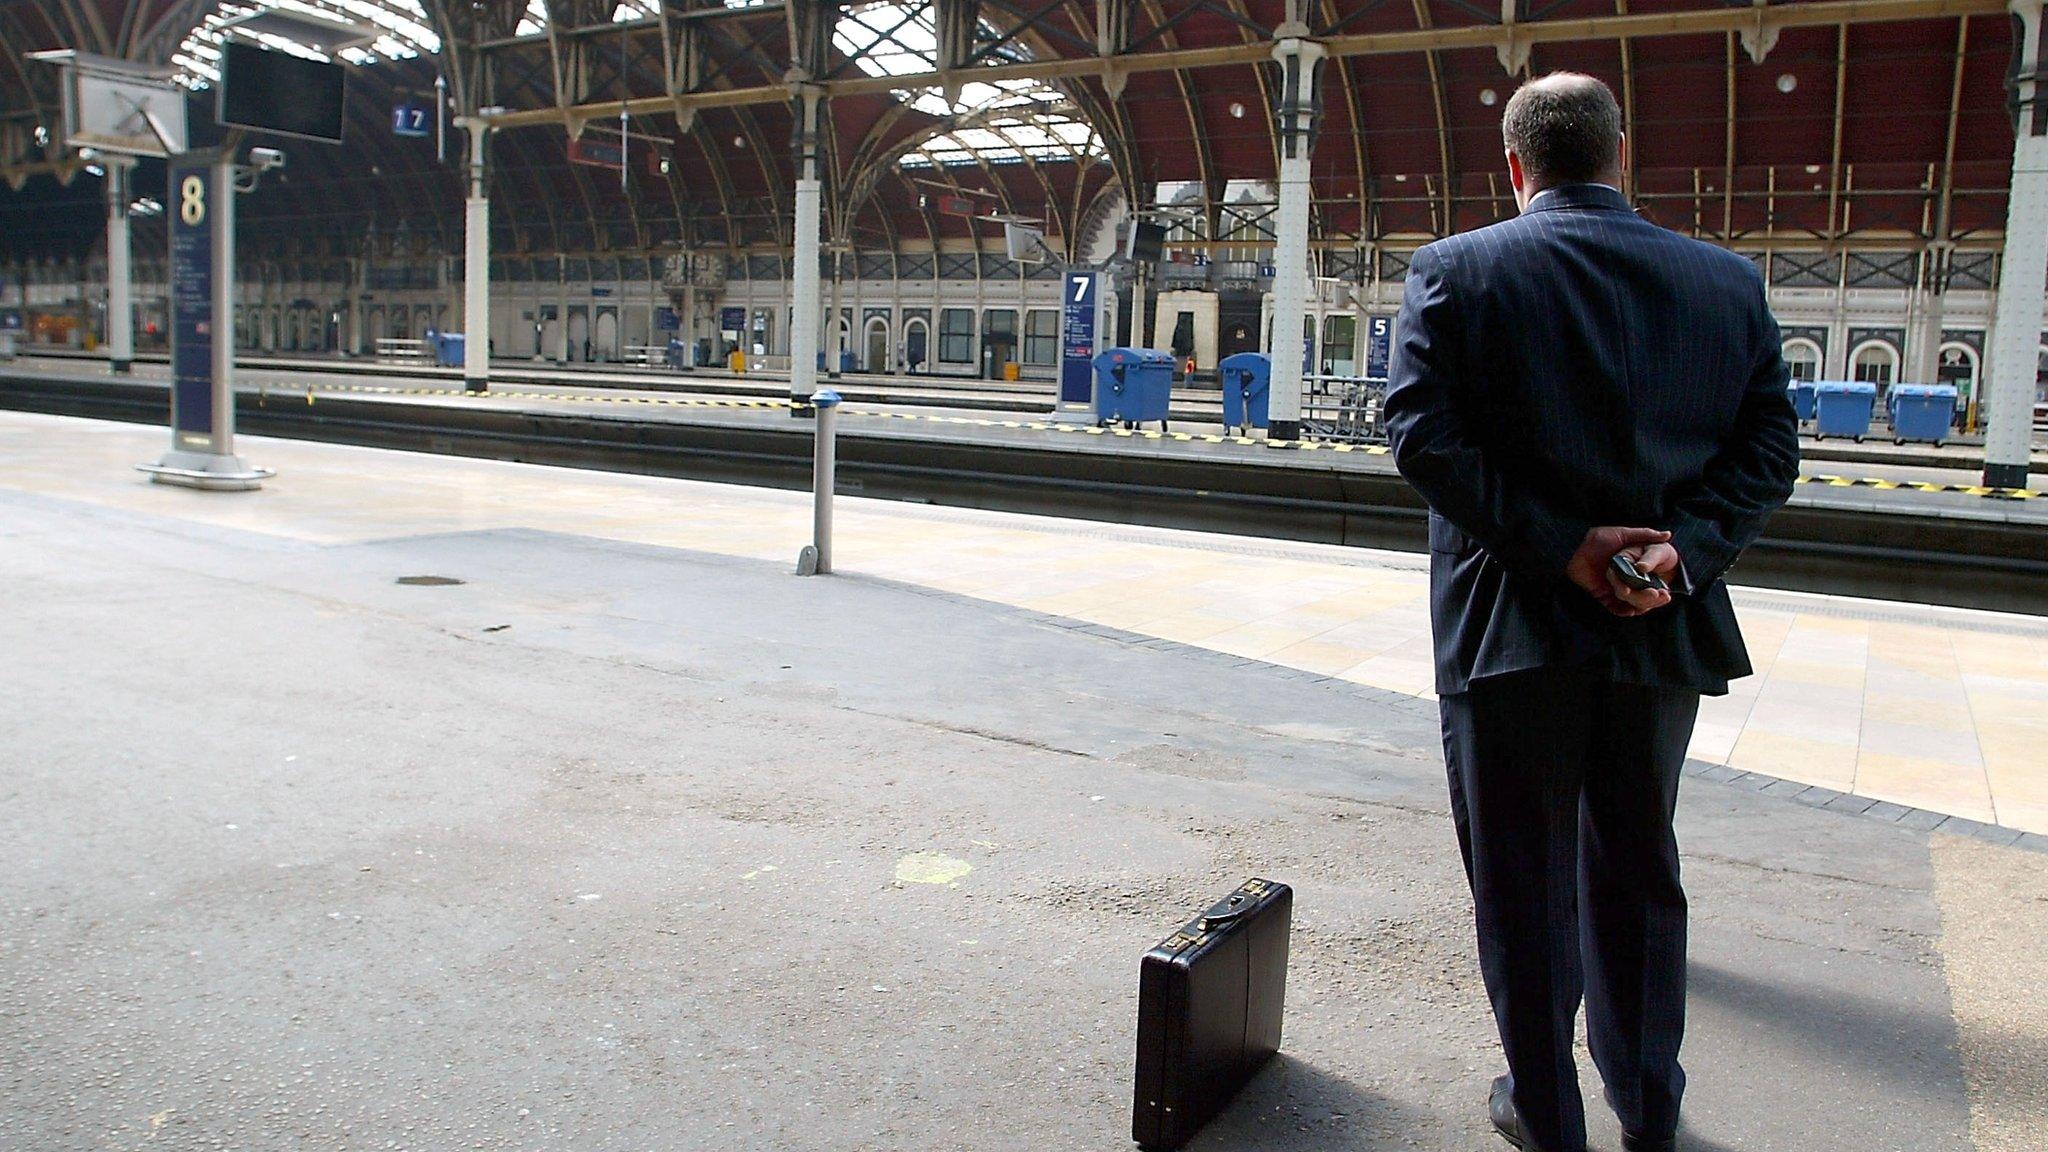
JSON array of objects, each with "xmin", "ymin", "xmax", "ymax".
[{"xmin": 1132, "ymin": 878, "xmax": 1292, "ymax": 1151}]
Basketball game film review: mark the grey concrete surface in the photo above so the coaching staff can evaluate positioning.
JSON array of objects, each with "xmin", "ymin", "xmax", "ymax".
[{"xmin": 0, "ymin": 487, "xmax": 1991, "ymax": 1151}]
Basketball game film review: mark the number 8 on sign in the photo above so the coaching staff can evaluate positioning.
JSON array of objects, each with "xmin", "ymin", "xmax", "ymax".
[{"xmin": 180, "ymin": 175, "xmax": 205, "ymax": 226}]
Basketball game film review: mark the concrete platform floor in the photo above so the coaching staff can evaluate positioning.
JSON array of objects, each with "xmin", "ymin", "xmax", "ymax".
[
  {"xmin": 2, "ymin": 412, "xmax": 2046, "ymax": 1152},
  {"xmin": 4, "ymin": 408, "xmax": 2045, "ymax": 833}
]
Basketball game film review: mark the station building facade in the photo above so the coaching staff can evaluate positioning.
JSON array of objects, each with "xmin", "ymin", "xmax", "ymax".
[{"xmin": 2, "ymin": 230, "xmax": 2027, "ymax": 423}]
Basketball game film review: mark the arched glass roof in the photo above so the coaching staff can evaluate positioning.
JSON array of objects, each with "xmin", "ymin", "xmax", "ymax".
[
  {"xmin": 833, "ymin": 1, "xmax": 1103, "ymax": 167},
  {"xmin": 171, "ymin": 0, "xmax": 441, "ymax": 88}
]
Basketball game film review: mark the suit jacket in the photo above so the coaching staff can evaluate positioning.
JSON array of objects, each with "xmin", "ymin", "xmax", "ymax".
[{"xmin": 1382, "ymin": 183, "xmax": 1800, "ymax": 696}]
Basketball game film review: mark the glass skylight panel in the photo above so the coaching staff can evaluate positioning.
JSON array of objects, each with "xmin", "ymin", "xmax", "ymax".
[{"xmin": 171, "ymin": 0, "xmax": 442, "ymax": 87}]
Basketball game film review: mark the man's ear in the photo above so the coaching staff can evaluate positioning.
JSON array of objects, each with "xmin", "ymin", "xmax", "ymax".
[{"xmin": 1506, "ymin": 149, "xmax": 1525, "ymax": 193}]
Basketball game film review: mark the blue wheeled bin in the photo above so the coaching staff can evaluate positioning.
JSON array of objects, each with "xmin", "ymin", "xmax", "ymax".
[
  {"xmin": 1812, "ymin": 380, "xmax": 1877, "ymax": 442},
  {"xmin": 1092, "ymin": 347, "xmax": 1175, "ymax": 430},
  {"xmin": 1789, "ymin": 380, "xmax": 1817, "ymax": 422},
  {"xmin": 1218, "ymin": 352, "xmax": 1271, "ymax": 432},
  {"xmin": 1888, "ymin": 383, "xmax": 1957, "ymax": 446},
  {"xmin": 432, "ymin": 332, "xmax": 465, "ymax": 368}
]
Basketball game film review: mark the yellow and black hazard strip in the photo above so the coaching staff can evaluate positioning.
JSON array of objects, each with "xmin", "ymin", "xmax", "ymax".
[
  {"xmin": 1798, "ymin": 473, "xmax": 2039, "ymax": 500},
  {"xmin": 268, "ymin": 382, "xmax": 2039, "ymax": 500}
]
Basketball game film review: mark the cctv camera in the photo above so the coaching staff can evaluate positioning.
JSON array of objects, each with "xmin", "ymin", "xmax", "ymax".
[{"xmin": 250, "ymin": 147, "xmax": 285, "ymax": 172}]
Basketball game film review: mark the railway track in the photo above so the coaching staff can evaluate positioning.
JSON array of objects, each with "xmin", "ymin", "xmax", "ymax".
[
  {"xmin": 12, "ymin": 347, "xmax": 1236, "ymax": 424},
  {"xmin": 5, "ymin": 369, "xmax": 2045, "ymax": 616}
]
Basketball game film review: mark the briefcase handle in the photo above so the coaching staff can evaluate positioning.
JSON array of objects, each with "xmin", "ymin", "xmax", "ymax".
[{"xmin": 1201, "ymin": 892, "xmax": 1255, "ymax": 929}]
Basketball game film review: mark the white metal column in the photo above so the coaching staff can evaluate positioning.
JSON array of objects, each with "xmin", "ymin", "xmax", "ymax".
[
  {"xmin": 1986, "ymin": 0, "xmax": 2047, "ymax": 489},
  {"xmin": 105, "ymin": 157, "xmax": 133, "ymax": 373},
  {"xmin": 790, "ymin": 86, "xmax": 824, "ymax": 410},
  {"xmin": 1267, "ymin": 36, "xmax": 1325, "ymax": 442},
  {"xmin": 463, "ymin": 126, "xmax": 491, "ymax": 392}
]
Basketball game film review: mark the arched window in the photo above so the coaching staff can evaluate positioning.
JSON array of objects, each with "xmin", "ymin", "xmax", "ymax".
[
  {"xmin": 1781, "ymin": 338, "xmax": 1822, "ymax": 382},
  {"xmin": 1936, "ymin": 342, "xmax": 1979, "ymax": 403},
  {"xmin": 1850, "ymin": 341, "xmax": 1897, "ymax": 388}
]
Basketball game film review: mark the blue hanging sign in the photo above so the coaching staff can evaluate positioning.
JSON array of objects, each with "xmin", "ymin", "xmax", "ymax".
[
  {"xmin": 655, "ymin": 306, "xmax": 681, "ymax": 331},
  {"xmin": 719, "ymin": 306, "xmax": 746, "ymax": 332},
  {"xmin": 1059, "ymin": 270, "xmax": 1100, "ymax": 405},
  {"xmin": 168, "ymin": 157, "xmax": 216, "ymax": 446},
  {"xmin": 1365, "ymin": 315, "xmax": 1392, "ymax": 378},
  {"xmin": 567, "ymin": 137, "xmax": 626, "ymax": 171},
  {"xmin": 392, "ymin": 103, "xmax": 431, "ymax": 138}
]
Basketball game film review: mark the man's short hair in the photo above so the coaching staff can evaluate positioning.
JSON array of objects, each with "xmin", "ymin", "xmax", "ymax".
[{"xmin": 1501, "ymin": 73, "xmax": 1622, "ymax": 186}]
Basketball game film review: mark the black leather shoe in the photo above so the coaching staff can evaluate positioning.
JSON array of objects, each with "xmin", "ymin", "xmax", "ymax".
[
  {"xmin": 1601, "ymin": 1085, "xmax": 1677, "ymax": 1152},
  {"xmin": 1489, "ymin": 1075, "xmax": 1537, "ymax": 1150}
]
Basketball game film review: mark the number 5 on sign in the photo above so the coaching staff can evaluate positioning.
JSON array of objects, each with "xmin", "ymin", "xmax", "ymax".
[{"xmin": 179, "ymin": 175, "xmax": 205, "ymax": 226}]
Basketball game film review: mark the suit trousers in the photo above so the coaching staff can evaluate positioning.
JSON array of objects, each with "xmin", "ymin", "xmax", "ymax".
[{"xmin": 1439, "ymin": 666, "xmax": 1700, "ymax": 1152}]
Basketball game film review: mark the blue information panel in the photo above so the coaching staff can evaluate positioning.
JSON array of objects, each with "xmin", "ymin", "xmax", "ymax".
[
  {"xmin": 654, "ymin": 306, "xmax": 681, "ymax": 331},
  {"xmin": 1058, "ymin": 270, "xmax": 1100, "ymax": 405},
  {"xmin": 719, "ymin": 306, "xmax": 746, "ymax": 332},
  {"xmin": 1365, "ymin": 315, "xmax": 1392, "ymax": 378},
  {"xmin": 392, "ymin": 103, "xmax": 431, "ymax": 138},
  {"xmin": 169, "ymin": 158, "xmax": 215, "ymax": 443}
]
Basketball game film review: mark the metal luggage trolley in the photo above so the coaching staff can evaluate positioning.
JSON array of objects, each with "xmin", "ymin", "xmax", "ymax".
[{"xmin": 1299, "ymin": 374, "xmax": 1392, "ymax": 445}]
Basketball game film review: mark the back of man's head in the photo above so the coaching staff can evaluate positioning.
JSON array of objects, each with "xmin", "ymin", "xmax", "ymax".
[{"xmin": 1501, "ymin": 73, "xmax": 1623, "ymax": 187}]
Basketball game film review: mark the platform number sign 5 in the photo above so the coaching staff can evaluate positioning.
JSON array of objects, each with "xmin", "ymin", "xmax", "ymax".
[{"xmin": 179, "ymin": 175, "xmax": 205, "ymax": 226}]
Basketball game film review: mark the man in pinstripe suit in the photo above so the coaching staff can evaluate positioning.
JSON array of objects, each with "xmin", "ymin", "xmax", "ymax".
[{"xmin": 1383, "ymin": 74, "xmax": 1800, "ymax": 1152}]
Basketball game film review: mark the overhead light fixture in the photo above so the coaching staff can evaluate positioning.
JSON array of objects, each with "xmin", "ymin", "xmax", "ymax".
[
  {"xmin": 1777, "ymin": 73, "xmax": 1797, "ymax": 93},
  {"xmin": 1480, "ymin": 88, "xmax": 1498, "ymax": 107},
  {"xmin": 733, "ymin": 135, "xmax": 746, "ymax": 148},
  {"xmin": 1228, "ymin": 102, "xmax": 1246, "ymax": 119},
  {"xmin": 1804, "ymin": 163, "xmax": 1821, "ymax": 174},
  {"xmin": 217, "ymin": 7, "xmax": 377, "ymax": 53}
]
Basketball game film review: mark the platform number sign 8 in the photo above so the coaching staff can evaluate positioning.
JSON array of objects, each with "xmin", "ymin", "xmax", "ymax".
[{"xmin": 179, "ymin": 175, "xmax": 205, "ymax": 226}]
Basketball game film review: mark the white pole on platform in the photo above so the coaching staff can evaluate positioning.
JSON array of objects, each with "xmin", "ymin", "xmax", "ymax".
[
  {"xmin": 105, "ymin": 157, "xmax": 133, "ymax": 373},
  {"xmin": 1267, "ymin": 35, "xmax": 1325, "ymax": 443},
  {"xmin": 464, "ymin": 125, "xmax": 491, "ymax": 392},
  {"xmin": 789, "ymin": 86, "xmax": 824, "ymax": 412},
  {"xmin": 1985, "ymin": 0, "xmax": 2047, "ymax": 490},
  {"xmin": 211, "ymin": 153, "xmax": 236, "ymax": 455},
  {"xmin": 797, "ymin": 389, "xmax": 840, "ymax": 575}
]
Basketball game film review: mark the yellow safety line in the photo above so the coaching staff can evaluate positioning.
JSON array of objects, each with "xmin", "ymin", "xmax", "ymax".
[{"xmin": 278, "ymin": 383, "xmax": 2038, "ymax": 500}]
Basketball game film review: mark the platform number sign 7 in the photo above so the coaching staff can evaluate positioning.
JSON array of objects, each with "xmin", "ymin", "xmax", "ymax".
[
  {"xmin": 393, "ymin": 103, "xmax": 431, "ymax": 139},
  {"xmin": 1072, "ymin": 276, "xmax": 1091, "ymax": 303}
]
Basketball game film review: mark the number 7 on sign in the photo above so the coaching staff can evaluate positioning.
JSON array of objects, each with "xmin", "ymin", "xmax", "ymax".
[{"xmin": 1072, "ymin": 276, "xmax": 1090, "ymax": 303}]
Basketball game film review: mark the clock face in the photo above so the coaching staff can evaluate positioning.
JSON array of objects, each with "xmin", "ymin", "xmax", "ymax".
[{"xmin": 70, "ymin": 66, "xmax": 189, "ymax": 157}]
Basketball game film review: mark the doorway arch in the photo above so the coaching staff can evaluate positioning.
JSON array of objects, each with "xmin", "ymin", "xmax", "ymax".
[
  {"xmin": 1782, "ymin": 337, "xmax": 1823, "ymax": 382},
  {"xmin": 902, "ymin": 317, "xmax": 930, "ymax": 374},
  {"xmin": 864, "ymin": 316, "xmax": 890, "ymax": 373},
  {"xmin": 1850, "ymin": 340, "xmax": 1898, "ymax": 388}
]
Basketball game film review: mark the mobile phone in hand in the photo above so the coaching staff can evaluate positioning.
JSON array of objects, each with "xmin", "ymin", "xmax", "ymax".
[{"xmin": 1609, "ymin": 553, "xmax": 1669, "ymax": 593}]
